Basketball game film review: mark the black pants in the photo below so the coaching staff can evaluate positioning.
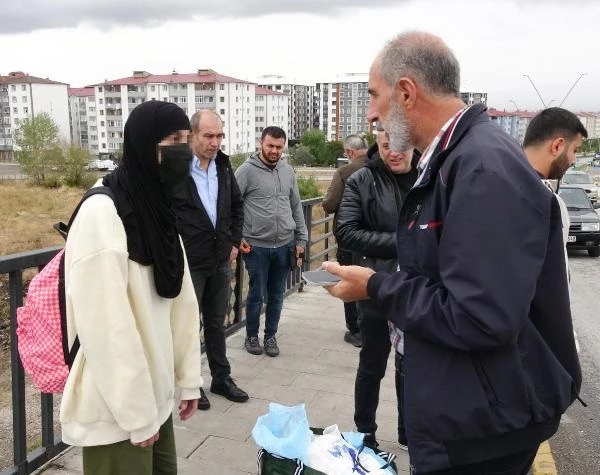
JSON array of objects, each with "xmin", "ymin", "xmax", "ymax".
[
  {"xmin": 190, "ymin": 264, "xmax": 232, "ymax": 382},
  {"xmin": 413, "ymin": 446, "xmax": 539, "ymax": 475},
  {"xmin": 337, "ymin": 248, "xmax": 359, "ymax": 333},
  {"xmin": 354, "ymin": 299, "xmax": 391, "ymax": 435},
  {"xmin": 395, "ymin": 352, "xmax": 405, "ymax": 441}
]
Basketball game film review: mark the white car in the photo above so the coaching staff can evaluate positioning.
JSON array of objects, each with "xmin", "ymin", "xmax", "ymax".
[
  {"xmin": 562, "ymin": 170, "xmax": 598, "ymax": 203},
  {"xmin": 87, "ymin": 159, "xmax": 117, "ymax": 171}
]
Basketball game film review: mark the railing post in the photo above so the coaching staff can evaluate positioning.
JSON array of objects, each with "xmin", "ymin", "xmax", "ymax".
[
  {"xmin": 324, "ymin": 219, "xmax": 330, "ymax": 262},
  {"xmin": 40, "ymin": 393, "xmax": 54, "ymax": 452},
  {"xmin": 9, "ymin": 270, "xmax": 27, "ymax": 475},
  {"xmin": 233, "ymin": 255, "xmax": 244, "ymax": 325}
]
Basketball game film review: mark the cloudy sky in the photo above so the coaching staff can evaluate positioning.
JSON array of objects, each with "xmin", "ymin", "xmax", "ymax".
[{"xmin": 2, "ymin": 0, "xmax": 600, "ymax": 111}]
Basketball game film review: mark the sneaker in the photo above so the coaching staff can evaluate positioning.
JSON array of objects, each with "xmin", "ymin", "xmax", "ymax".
[
  {"xmin": 362, "ymin": 433, "xmax": 379, "ymax": 450},
  {"xmin": 344, "ymin": 331, "xmax": 362, "ymax": 348},
  {"xmin": 245, "ymin": 336, "xmax": 263, "ymax": 355},
  {"xmin": 398, "ymin": 433, "xmax": 408, "ymax": 451},
  {"xmin": 264, "ymin": 335, "xmax": 280, "ymax": 357}
]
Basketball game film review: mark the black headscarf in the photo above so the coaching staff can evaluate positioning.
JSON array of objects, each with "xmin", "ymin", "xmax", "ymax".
[{"xmin": 103, "ymin": 101, "xmax": 191, "ymax": 298}]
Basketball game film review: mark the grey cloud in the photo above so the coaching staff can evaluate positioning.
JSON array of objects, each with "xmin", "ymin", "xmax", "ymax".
[{"xmin": 1, "ymin": 0, "xmax": 404, "ymax": 34}]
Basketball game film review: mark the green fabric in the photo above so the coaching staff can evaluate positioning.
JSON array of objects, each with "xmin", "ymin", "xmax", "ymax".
[
  {"xmin": 82, "ymin": 415, "xmax": 176, "ymax": 475},
  {"xmin": 259, "ymin": 449, "xmax": 326, "ymax": 475}
]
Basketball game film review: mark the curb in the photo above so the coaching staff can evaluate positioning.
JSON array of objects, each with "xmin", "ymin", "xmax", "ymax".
[{"xmin": 532, "ymin": 441, "xmax": 558, "ymax": 475}]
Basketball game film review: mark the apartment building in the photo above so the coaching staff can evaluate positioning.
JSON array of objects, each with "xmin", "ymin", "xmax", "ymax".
[
  {"xmin": 461, "ymin": 91, "xmax": 488, "ymax": 106},
  {"xmin": 86, "ymin": 69, "xmax": 256, "ymax": 156},
  {"xmin": 68, "ymin": 87, "xmax": 99, "ymax": 153},
  {"xmin": 255, "ymin": 87, "xmax": 290, "ymax": 147},
  {"xmin": 487, "ymin": 108, "xmax": 537, "ymax": 144},
  {"xmin": 577, "ymin": 112, "xmax": 600, "ymax": 139},
  {"xmin": 0, "ymin": 71, "xmax": 69, "ymax": 160},
  {"xmin": 315, "ymin": 73, "xmax": 372, "ymax": 142},
  {"xmin": 257, "ymin": 76, "xmax": 315, "ymax": 141}
]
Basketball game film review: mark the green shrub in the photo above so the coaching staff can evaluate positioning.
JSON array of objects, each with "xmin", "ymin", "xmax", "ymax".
[{"xmin": 297, "ymin": 176, "xmax": 321, "ymax": 200}]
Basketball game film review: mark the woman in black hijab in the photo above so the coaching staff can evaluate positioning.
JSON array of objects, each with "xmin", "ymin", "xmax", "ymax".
[{"xmin": 61, "ymin": 101, "xmax": 202, "ymax": 475}]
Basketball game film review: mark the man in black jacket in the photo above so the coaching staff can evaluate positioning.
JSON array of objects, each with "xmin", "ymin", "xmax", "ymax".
[
  {"xmin": 174, "ymin": 110, "xmax": 248, "ymax": 409},
  {"xmin": 336, "ymin": 129, "xmax": 418, "ymax": 451},
  {"xmin": 324, "ymin": 31, "xmax": 581, "ymax": 474}
]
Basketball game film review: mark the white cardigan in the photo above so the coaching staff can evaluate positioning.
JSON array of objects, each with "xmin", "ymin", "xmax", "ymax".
[{"xmin": 60, "ymin": 191, "xmax": 202, "ymax": 446}]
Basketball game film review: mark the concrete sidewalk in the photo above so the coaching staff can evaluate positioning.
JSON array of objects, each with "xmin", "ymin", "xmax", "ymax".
[{"xmin": 36, "ymin": 286, "xmax": 410, "ymax": 474}]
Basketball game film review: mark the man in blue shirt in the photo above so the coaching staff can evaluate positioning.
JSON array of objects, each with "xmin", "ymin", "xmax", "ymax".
[{"xmin": 174, "ymin": 110, "xmax": 248, "ymax": 409}]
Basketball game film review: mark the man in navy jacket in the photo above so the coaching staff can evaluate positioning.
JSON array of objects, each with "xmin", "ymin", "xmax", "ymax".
[{"xmin": 324, "ymin": 31, "xmax": 582, "ymax": 474}]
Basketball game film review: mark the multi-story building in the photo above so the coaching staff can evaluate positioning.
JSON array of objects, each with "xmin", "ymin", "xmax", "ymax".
[
  {"xmin": 487, "ymin": 108, "xmax": 536, "ymax": 144},
  {"xmin": 68, "ymin": 87, "xmax": 99, "ymax": 154},
  {"xmin": 87, "ymin": 69, "xmax": 256, "ymax": 156},
  {"xmin": 255, "ymin": 87, "xmax": 290, "ymax": 148},
  {"xmin": 0, "ymin": 71, "xmax": 69, "ymax": 160},
  {"xmin": 257, "ymin": 76, "xmax": 314, "ymax": 141},
  {"xmin": 577, "ymin": 112, "xmax": 600, "ymax": 139},
  {"xmin": 315, "ymin": 73, "xmax": 372, "ymax": 142},
  {"xmin": 461, "ymin": 91, "xmax": 488, "ymax": 106}
]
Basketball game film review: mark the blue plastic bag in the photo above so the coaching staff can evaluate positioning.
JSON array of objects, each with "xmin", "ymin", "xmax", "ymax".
[{"xmin": 252, "ymin": 403, "xmax": 312, "ymax": 464}]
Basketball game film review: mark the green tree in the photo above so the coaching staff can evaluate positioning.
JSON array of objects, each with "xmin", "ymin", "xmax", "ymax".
[
  {"xmin": 289, "ymin": 146, "xmax": 316, "ymax": 166},
  {"xmin": 13, "ymin": 113, "xmax": 61, "ymax": 185},
  {"xmin": 363, "ymin": 131, "xmax": 377, "ymax": 147},
  {"xmin": 296, "ymin": 176, "xmax": 321, "ymax": 200},
  {"xmin": 324, "ymin": 141, "xmax": 344, "ymax": 167},
  {"xmin": 301, "ymin": 129, "xmax": 327, "ymax": 164},
  {"xmin": 229, "ymin": 153, "xmax": 247, "ymax": 171},
  {"xmin": 61, "ymin": 144, "xmax": 97, "ymax": 188}
]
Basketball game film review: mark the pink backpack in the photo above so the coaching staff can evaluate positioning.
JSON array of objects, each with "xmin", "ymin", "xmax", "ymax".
[{"xmin": 16, "ymin": 187, "xmax": 116, "ymax": 393}]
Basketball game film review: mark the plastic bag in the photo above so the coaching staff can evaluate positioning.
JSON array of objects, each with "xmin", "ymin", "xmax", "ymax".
[{"xmin": 252, "ymin": 403, "xmax": 312, "ymax": 463}]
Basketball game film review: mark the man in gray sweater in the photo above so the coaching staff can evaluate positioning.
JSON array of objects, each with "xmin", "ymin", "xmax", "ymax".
[{"xmin": 235, "ymin": 126, "xmax": 308, "ymax": 356}]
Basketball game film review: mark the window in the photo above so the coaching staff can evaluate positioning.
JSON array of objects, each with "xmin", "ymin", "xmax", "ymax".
[
  {"xmin": 98, "ymin": 87, "xmax": 103, "ymax": 92},
  {"xmin": 180, "ymin": 97, "xmax": 187, "ymax": 103},
  {"xmin": 100, "ymin": 121, "xmax": 105, "ymax": 126},
  {"xmin": 11, "ymin": 85, "xmax": 16, "ymax": 91},
  {"xmin": 163, "ymin": 85, "xmax": 168, "ymax": 91},
  {"xmin": 21, "ymin": 85, "xmax": 26, "ymax": 91},
  {"xmin": 220, "ymin": 109, "xmax": 225, "ymax": 115},
  {"xmin": 23, "ymin": 107, "xmax": 28, "ymax": 114},
  {"xmin": 220, "ymin": 97, "xmax": 225, "ymax": 103},
  {"xmin": 11, "ymin": 97, "xmax": 16, "ymax": 103},
  {"xmin": 219, "ymin": 84, "xmax": 225, "ymax": 91},
  {"xmin": 100, "ymin": 110, "xmax": 104, "ymax": 115},
  {"xmin": 102, "ymin": 143, "xmax": 106, "ymax": 149},
  {"xmin": 151, "ymin": 85, "xmax": 156, "ymax": 91},
  {"xmin": 99, "ymin": 98, "xmax": 103, "ymax": 104},
  {"xmin": 12, "ymin": 107, "xmax": 17, "ymax": 114},
  {"xmin": 101, "ymin": 132, "xmax": 106, "ymax": 138},
  {"xmin": 14, "ymin": 118, "xmax": 19, "ymax": 125}
]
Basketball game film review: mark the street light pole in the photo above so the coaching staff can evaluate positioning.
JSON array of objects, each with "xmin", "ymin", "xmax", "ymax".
[
  {"xmin": 509, "ymin": 100, "xmax": 519, "ymax": 111},
  {"xmin": 522, "ymin": 74, "xmax": 547, "ymax": 109},
  {"xmin": 559, "ymin": 73, "xmax": 587, "ymax": 107}
]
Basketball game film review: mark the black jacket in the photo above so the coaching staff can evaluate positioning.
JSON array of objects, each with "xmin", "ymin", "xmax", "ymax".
[
  {"xmin": 173, "ymin": 151, "xmax": 244, "ymax": 272},
  {"xmin": 336, "ymin": 146, "xmax": 418, "ymax": 273},
  {"xmin": 367, "ymin": 105, "xmax": 582, "ymax": 472}
]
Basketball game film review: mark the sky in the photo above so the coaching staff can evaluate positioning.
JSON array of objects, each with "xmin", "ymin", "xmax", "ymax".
[{"xmin": 2, "ymin": 0, "xmax": 600, "ymax": 112}]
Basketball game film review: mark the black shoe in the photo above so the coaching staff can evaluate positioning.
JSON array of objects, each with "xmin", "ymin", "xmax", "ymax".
[
  {"xmin": 245, "ymin": 336, "xmax": 263, "ymax": 355},
  {"xmin": 210, "ymin": 377, "xmax": 249, "ymax": 403},
  {"xmin": 398, "ymin": 433, "xmax": 408, "ymax": 451},
  {"xmin": 344, "ymin": 331, "xmax": 362, "ymax": 348},
  {"xmin": 197, "ymin": 388, "xmax": 210, "ymax": 410},
  {"xmin": 363, "ymin": 433, "xmax": 379, "ymax": 450},
  {"xmin": 264, "ymin": 335, "xmax": 280, "ymax": 357}
]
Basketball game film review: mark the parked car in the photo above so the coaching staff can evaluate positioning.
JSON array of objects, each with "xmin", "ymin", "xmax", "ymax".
[
  {"xmin": 561, "ymin": 170, "xmax": 599, "ymax": 203},
  {"xmin": 558, "ymin": 185, "xmax": 600, "ymax": 257},
  {"xmin": 86, "ymin": 159, "xmax": 117, "ymax": 171}
]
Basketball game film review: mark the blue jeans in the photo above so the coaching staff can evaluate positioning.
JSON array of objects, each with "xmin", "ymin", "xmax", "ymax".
[{"xmin": 243, "ymin": 242, "xmax": 293, "ymax": 338}]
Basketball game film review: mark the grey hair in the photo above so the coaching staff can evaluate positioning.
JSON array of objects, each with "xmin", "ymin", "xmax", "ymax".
[
  {"xmin": 190, "ymin": 109, "xmax": 223, "ymax": 131},
  {"xmin": 379, "ymin": 31, "xmax": 460, "ymax": 97},
  {"xmin": 343, "ymin": 134, "xmax": 368, "ymax": 150}
]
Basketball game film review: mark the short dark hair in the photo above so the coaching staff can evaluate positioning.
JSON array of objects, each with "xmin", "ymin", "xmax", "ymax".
[
  {"xmin": 523, "ymin": 107, "xmax": 588, "ymax": 148},
  {"xmin": 261, "ymin": 126, "xmax": 287, "ymax": 142}
]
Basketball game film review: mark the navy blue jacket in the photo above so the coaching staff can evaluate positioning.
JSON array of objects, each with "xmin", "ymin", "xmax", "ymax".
[{"xmin": 367, "ymin": 105, "xmax": 582, "ymax": 472}]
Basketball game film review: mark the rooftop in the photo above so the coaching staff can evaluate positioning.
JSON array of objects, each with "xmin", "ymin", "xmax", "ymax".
[
  {"xmin": 0, "ymin": 71, "xmax": 67, "ymax": 86},
  {"xmin": 68, "ymin": 87, "xmax": 95, "ymax": 97},
  {"xmin": 91, "ymin": 69, "xmax": 255, "ymax": 87}
]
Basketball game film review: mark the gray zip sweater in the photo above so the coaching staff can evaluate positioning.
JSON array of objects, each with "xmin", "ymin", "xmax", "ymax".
[{"xmin": 235, "ymin": 154, "xmax": 308, "ymax": 248}]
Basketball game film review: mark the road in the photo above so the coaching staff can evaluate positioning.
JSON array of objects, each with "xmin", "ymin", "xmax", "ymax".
[{"xmin": 551, "ymin": 251, "xmax": 600, "ymax": 474}]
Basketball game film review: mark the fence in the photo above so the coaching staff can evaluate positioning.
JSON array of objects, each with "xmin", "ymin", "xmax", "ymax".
[{"xmin": 0, "ymin": 198, "xmax": 335, "ymax": 475}]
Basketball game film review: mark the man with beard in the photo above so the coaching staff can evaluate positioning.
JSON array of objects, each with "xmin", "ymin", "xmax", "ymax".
[
  {"xmin": 523, "ymin": 107, "xmax": 588, "ymax": 248},
  {"xmin": 322, "ymin": 31, "xmax": 582, "ymax": 475},
  {"xmin": 235, "ymin": 126, "xmax": 308, "ymax": 357}
]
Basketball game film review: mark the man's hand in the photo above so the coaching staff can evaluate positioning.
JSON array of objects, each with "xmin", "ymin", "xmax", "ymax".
[
  {"xmin": 322, "ymin": 261, "xmax": 375, "ymax": 302},
  {"xmin": 178, "ymin": 399, "xmax": 198, "ymax": 421},
  {"xmin": 295, "ymin": 245, "xmax": 305, "ymax": 268},
  {"xmin": 132, "ymin": 432, "xmax": 159, "ymax": 447},
  {"xmin": 230, "ymin": 246, "xmax": 239, "ymax": 262}
]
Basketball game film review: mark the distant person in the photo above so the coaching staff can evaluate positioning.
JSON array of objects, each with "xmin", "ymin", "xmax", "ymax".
[
  {"xmin": 523, "ymin": 107, "xmax": 588, "ymax": 247},
  {"xmin": 235, "ymin": 126, "xmax": 308, "ymax": 357},
  {"xmin": 174, "ymin": 110, "xmax": 249, "ymax": 411},
  {"xmin": 61, "ymin": 101, "xmax": 202, "ymax": 475},
  {"xmin": 323, "ymin": 31, "xmax": 582, "ymax": 475},
  {"xmin": 322, "ymin": 133, "xmax": 368, "ymax": 347},
  {"xmin": 336, "ymin": 129, "xmax": 418, "ymax": 451}
]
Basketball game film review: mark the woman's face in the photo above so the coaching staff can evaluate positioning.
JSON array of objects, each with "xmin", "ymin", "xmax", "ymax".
[{"xmin": 157, "ymin": 129, "xmax": 191, "ymax": 163}]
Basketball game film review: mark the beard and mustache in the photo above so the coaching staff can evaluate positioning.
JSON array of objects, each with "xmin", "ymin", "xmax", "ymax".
[
  {"xmin": 547, "ymin": 149, "xmax": 572, "ymax": 180},
  {"xmin": 382, "ymin": 100, "xmax": 415, "ymax": 153}
]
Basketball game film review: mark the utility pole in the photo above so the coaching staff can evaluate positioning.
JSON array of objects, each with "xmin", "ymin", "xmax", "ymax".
[
  {"xmin": 559, "ymin": 73, "xmax": 587, "ymax": 107},
  {"xmin": 522, "ymin": 74, "xmax": 547, "ymax": 109}
]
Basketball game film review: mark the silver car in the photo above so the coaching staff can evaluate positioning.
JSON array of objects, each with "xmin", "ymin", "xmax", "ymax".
[{"xmin": 562, "ymin": 170, "xmax": 599, "ymax": 203}]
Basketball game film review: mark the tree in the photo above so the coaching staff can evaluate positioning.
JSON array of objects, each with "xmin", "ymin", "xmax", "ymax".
[
  {"xmin": 301, "ymin": 129, "xmax": 327, "ymax": 164},
  {"xmin": 61, "ymin": 144, "xmax": 97, "ymax": 188},
  {"xmin": 363, "ymin": 131, "xmax": 377, "ymax": 147},
  {"xmin": 296, "ymin": 176, "xmax": 321, "ymax": 200},
  {"xmin": 229, "ymin": 153, "xmax": 247, "ymax": 171},
  {"xmin": 324, "ymin": 141, "xmax": 344, "ymax": 167},
  {"xmin": 13, "ymin": 113, "xmax": 60, "ymax": 185},
  {"xmin": 289, "ymin": 146, "xmax": 316, "ymax": 166}
]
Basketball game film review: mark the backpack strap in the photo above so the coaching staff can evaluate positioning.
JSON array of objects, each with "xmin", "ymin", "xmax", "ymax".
[{"xmin": 60, "ymin": 185, "xmax": 118, "ymax": 367}]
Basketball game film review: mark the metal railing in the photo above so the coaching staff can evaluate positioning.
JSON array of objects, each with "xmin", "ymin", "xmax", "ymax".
[{"xmin": 0, "ymin": 198, "xmax": 335, "ymax": 475}]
